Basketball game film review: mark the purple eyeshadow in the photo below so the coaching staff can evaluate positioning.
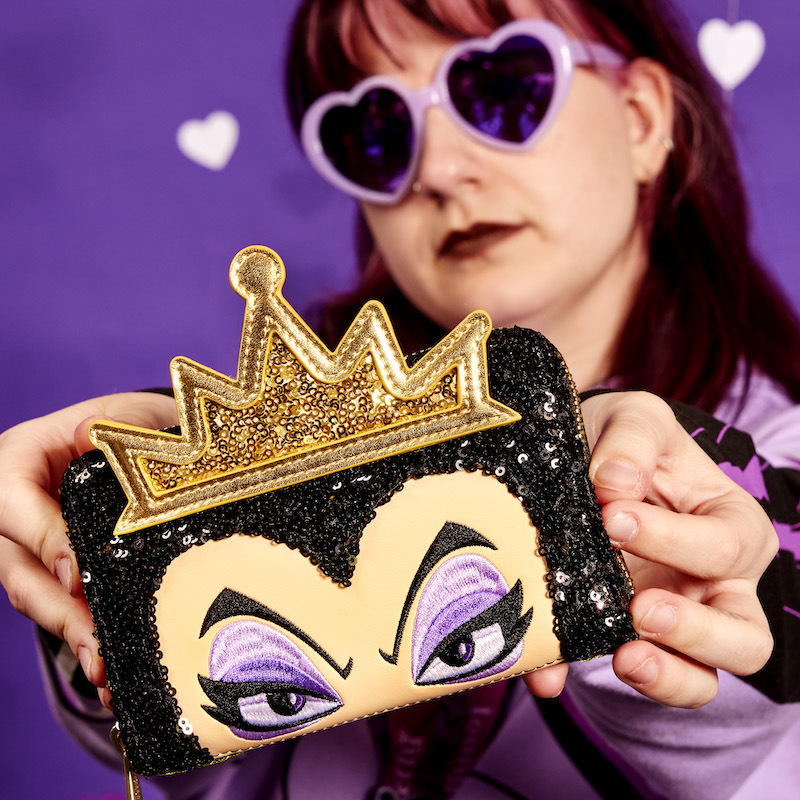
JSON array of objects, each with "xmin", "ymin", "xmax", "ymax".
[
  {"xmin": 411, "ymin": 554, "xmax": 509, "ymax": 678},
  {"xmin": 205, "ymin": 620, "xmax": 343, "ymax": 741},
  {"xmin": 209, "ymin": 620, "xmax": 337, "ymax": 698}
]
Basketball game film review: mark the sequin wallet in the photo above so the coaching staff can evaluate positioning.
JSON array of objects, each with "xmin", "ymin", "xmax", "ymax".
[{"xmin": 60, "ymin": 246, "xmax": 636, "ymax": 780}]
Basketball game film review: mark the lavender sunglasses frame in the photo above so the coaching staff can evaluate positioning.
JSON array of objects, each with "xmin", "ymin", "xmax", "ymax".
[{"xmin": 300, "ymin": 19, "xmax": 625, "ymax": 205}]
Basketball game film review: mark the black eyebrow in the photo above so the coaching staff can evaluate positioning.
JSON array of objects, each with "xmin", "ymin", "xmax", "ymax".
[
  {"xmin": 199, "ymin": 588, "xmax": 353, "ymax": 679},
  {"xmin": 379, "ymin": 521, "xmax": 496, "ymax": 665}
]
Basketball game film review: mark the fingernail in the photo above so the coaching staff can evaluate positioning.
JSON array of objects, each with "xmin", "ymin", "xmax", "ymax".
[
  {"xmin": 78, "ymin": 645, "xmax": 93, "ymax": 682},
  {"xmin": 593, "ymin": 459, "xmax": 640, "ymax": 493},
  {"xmin": 641, "ymin": 601, "xmax": 678, "ymax": 636},
  {"xmin": 627, "ymin": 656, "xmax": 658, "ymax": 686},
  {"xmin": 55, "ymin": 557, "xmax": 73, "ymax": 594},
  {"xmin": 605, "ymin": 512, "xmax": 639, "ymax": 545},
  {"xmin": 98, "ymin": 687, "xmax": 113, "ymax": 711}
]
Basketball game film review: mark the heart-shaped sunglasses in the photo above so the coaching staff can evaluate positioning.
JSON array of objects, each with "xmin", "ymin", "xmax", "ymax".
[{"xmin": 301, "ymin": 19, "xmax": 625, "ymax": 205}]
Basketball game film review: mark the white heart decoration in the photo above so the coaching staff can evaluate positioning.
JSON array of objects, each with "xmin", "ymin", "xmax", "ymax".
[
  {"xmin": 176, "ymin": 110, "xmax": 239, "ymax": 170},
  {"xmin": 698, "ymin": 19, "xmax": 765, "ymax": 91}
]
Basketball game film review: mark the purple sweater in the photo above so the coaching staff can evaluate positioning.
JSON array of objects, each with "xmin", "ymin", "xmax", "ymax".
[{"xmin": 41, "ymin": 372, "xmax": 800, "ymax": 799}]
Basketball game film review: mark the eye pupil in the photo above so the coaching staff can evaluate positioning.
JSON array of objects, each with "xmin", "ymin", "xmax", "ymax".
[
  {"xmin": 440, "ymin": 637, "xmax": 475, "ymax": 667},
  {"xmin": 267, "ymin": 691, "xmax": 306, "ymax": 716}
]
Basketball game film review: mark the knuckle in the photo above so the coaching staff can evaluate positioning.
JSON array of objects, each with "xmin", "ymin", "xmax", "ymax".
[
  {"xmin": 586, "ymin": 390, "xmax": 674, "ymax": 448},
  {"xmin": 736, "ymin": 628, "xmax": 774, "ymax": 676},
  {"xmin": 624, "ymin": 391, "xmax": 674, "ymax": 429},
  {"xmin": 714, "ymin": 531, "xmax": 746, "ymax": 577},
  {"xmin": 4, "ymin": 568, "xmax": 33, "ymax": 619},
  {"xmin": 665, "ymin": 662, "xmax": 719, "ymax": 709},
  {"xmin": 762, "ymin": 521, "xmax": 780, "ymax": 566},
  {"xmin": 25, "ymin": 525, "xmax": 48, "ymax": 566},
  {"xmin": 60, "ymin": 612, "xmax": 83, "ymax": 653},
  {"xmin": 655, "ymin": 668, "xmax": 718, "ymax": 709},
  {"xmin": 684, "ymin": 683, "xmax": 718, "ymax": 709},
  {"xmin": 26, "ymin": 516, "xmax": 65, "ymax": 570},
  {"xmin": 679, "ymin": 613, "xmax": 712, "ymax": 655},
  {"xmin": 656, "ymin": 672, "xmax": 688, "ymax": 705},
  {"xmin": 0, "ymin": 486, "xmax": 13, "ymax": 536},
  {"xmin": 622, "ymin": 394, "xmax": 667, "ymax": 432},
  {"xmin": 755, "ymin": 630, "xmax": 775, "ymax": 671},
  {"xmin": 738, "ymin": 495, "xmax": 779, "ymax": 571}
]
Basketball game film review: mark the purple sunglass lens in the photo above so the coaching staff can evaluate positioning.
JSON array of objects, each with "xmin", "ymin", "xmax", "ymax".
[
  {"xmin": 320, "ymin": 87, "xmax": 414, "ymax": 194},
  {"xmin": 448, "ymin": 34, "xmax": 555, "ymax": 144}
]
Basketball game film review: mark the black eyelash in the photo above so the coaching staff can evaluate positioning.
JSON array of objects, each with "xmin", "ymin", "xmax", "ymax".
[
  {"xmin": 416, "ymin": 580, "xmax": 533, "ymax": 685},
  {"xmin": 198, "ymin": 676, "xmax": 341, "ymax": 732}
]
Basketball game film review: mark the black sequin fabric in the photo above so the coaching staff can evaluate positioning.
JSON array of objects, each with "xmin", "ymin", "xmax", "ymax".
[{"xmin": 60, "ymin": 327, "xmax": 636, "ymax": 776}]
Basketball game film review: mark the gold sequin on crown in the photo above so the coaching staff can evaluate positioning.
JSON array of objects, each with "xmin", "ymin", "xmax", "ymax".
[
  {"xmin": 90, "ymin": 246, "xmax": 520, "ymax": 535},
  {"xmin": 144, "ymin": 341, "xmax": 458, "ymax": 493}
]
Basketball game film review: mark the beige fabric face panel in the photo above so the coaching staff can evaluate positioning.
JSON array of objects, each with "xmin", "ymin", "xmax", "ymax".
[{"xmin": 155, "ymin": 470, "xmax": 561, "ymax": 758}]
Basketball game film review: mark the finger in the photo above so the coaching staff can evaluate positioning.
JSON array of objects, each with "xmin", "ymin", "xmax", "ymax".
[
  {"xmin": 0, "ymin": 477, "xmax": 82, "ymax": 595},
  {"xmin": 0, "ymin": 393, "xmax": 179, "ymax": 591},
  {"xmin": 612, "ymin": 639, "xmax": 719, "ymax": 708},
  {"xmin": 582, "ymin": 392, "xmax": 681, "ymax": 504},
  {"xmin": 73, "ymin": 391, "xmax": 179, "ymax": 449},
  {"xmin": 0, "ymin": 537, "xmax": 106, "ymax": 687},
  {"xmin": 587, "ymin": 393, "xmax": 774, "ymax": 530},
  {"xmin": 98, "ymin": 686, "xmax": 113, "ymax": 711},
  {"xmin": 95, "ymin": 391, "xmax": 178, "ymax": 430},
  {"xmin": 522, "ymin": 662, "xmax": 569, "ymax": 698},
  {"xmin": 628, "ymin": 587, "xmax": 773, "ymax": 677},
  {"xmin": 603, "ymin": 494, "xmax": 776, "ymax": 581},
  {"xmin": 0, "ymin": 392, "xmax": 178, "ymax": 489}
]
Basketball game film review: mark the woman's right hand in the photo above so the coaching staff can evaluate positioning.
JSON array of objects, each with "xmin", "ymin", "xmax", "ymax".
[{"xmin": 0, "ymin": 393, "xmax": 178, "ymax": 703}]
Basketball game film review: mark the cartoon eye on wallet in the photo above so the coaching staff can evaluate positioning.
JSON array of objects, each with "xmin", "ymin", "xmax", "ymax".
[{"xmin": 61, "ymin": 246, "xmax": 635, "ymax": 778}]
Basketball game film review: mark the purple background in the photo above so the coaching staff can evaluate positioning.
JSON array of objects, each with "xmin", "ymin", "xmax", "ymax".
[{"xmin": 1, "ymin": 2, "xmax": 797, "ymax": 797}]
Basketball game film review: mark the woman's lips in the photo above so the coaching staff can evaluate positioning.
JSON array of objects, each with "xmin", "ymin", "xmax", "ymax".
[{"xmin": 438, "ymin": 223, "xmax": 525, "ymax": 260}]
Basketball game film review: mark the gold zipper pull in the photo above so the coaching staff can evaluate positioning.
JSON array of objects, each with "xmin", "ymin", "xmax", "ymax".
[{"xmin": 110, "ymin": 723, "xmax": 143, "ymax": 800}]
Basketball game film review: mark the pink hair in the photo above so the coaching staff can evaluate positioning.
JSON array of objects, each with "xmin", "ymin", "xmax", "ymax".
[{"xmin": 286, "ymin": 0, "xmax": 800, "ymax": 413}]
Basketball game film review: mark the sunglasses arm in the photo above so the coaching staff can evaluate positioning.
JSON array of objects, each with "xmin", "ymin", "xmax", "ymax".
[{"xmin": 569, "ymin": 39, "xmax": 626, "ymax": 69}]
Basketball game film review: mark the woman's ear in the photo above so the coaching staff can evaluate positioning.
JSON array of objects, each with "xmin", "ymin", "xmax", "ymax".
[{"xmin": 622, "ymin": 58, "xmax": 675, "ymax": 185}]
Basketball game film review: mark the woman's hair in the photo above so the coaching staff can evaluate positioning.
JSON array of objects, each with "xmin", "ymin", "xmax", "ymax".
[{"xmin": 286, "ymin": 0, "xmax": 800, "ymax": 413}]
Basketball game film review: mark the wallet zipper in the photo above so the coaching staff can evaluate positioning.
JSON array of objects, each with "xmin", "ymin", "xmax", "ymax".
[{"xmin": 111, "ymin": 724, "xmax": 143, "ymax": 800}]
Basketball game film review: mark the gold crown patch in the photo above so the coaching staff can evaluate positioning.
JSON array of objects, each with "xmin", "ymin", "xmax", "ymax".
[{"xmin": 90, "ymin": 246, "xmax": 521, "ymax": 535}]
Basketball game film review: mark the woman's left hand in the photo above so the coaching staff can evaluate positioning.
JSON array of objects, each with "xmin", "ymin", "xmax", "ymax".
[{"xmin": 523, "ymin": 391, "xmax": 777, "ymax": 708}]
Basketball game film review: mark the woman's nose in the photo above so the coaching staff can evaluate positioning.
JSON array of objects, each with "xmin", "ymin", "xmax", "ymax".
[{"xmin": 412, "ymin": 106, "xmax": 485, "ymax": 200}]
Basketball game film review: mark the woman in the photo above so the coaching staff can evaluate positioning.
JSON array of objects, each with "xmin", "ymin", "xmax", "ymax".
[{"xmin": 1, "ymin": 0, "xmax": 798, "ymax": 797}]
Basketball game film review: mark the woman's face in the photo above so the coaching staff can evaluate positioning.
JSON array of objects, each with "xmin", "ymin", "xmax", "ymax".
[
  {"xmin": 154, "ymin": 470, "xmax": 560, "ymax": 757},
  {"xmin": 356, "ymin": 2, "xmax": 654, "ymax": 387}
]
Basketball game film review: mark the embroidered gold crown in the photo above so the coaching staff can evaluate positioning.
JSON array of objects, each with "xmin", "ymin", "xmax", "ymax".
[{"xmin": 90, "ymin": 246, "xmax": 521, "ymax": 535}]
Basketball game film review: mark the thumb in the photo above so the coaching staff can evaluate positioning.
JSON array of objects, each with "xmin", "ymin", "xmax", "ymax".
[{"xmin": 73, "ymin": 391, "xmax": 178, "ymax": 452}]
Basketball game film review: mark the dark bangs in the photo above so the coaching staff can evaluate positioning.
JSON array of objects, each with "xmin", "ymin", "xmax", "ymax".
[{"xmin": 286, "ymin": 0, "xmax": 520, "ymax": 134}]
